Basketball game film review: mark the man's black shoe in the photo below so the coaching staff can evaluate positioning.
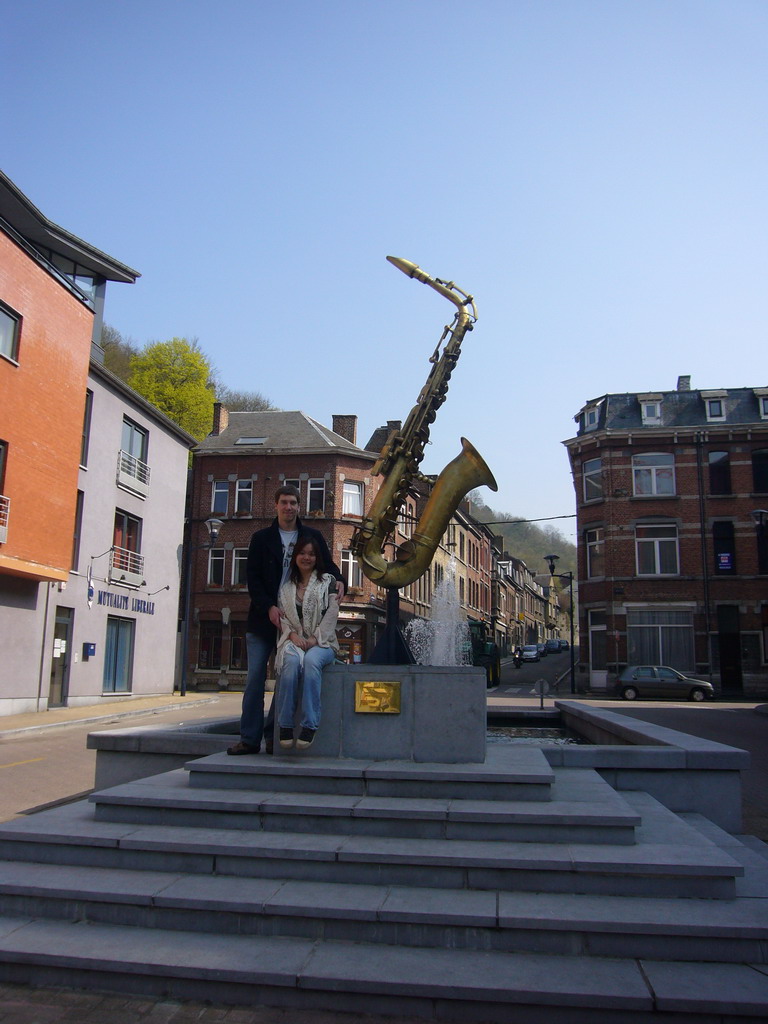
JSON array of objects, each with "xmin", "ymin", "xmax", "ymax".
[{"xmin": 227, "ymin": 741, "xmax": 258, "ymax": 756}]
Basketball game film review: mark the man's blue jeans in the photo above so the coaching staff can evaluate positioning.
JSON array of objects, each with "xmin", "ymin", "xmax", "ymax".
[
  {"xmin": 276, "ymin": 645, "xmax": 335, "ymax": 731},
  {"xmin": 240, "ymin": 632, "xmax": 275, "ymax": 748}
]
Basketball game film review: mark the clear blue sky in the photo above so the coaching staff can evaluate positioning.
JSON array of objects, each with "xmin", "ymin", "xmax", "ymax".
[{"xmin": 5, "ymin": 0, "xmax": 768, "ymax": 545}]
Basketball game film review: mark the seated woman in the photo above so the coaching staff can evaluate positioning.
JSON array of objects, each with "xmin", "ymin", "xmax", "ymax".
[{"xmin": 275, "ymin": 534, "xmax": 340, "ymax": 749}]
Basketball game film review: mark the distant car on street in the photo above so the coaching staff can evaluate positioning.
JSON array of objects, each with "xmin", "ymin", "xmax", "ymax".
[
  {"xmin": 614, "ymin": 665, "xmax": 715, "ymax": 702},
  {"xmin": 522, "ymin": 644, "xmax": 540, "ymax": 662},
  {"xmin": 544, "ymin": 639, "xmax": 561, "ymax": 653},
  {"xmin": 536, "ymin": 643, "xmax": 548, "ymax": 658},
  {"xmin": 560, "ymin": 640, "xmax": 570, "ymax": 649}
]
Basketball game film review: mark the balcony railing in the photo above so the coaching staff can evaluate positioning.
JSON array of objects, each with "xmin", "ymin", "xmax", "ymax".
[
  {"xmin": 0, "ymin": 494, "xmax": 8, "ymax": 544},
  {"xmin": 109, "ymin": 545, "xmax": 145, "ymax": 588},
  {"xmin": 117, "ymin": 450, "xmax": 151, "ymax": 498}
]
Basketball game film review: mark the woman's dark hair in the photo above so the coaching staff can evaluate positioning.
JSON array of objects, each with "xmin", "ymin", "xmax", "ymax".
[{"xmin": 289, "ymin": 534, "xmax": 327, "ymax": 583}]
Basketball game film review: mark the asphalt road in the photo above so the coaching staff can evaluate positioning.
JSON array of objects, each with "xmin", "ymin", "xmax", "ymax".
[{"xmin": 0, "ymin": 692, "xmax": 244, "ymax": 822}]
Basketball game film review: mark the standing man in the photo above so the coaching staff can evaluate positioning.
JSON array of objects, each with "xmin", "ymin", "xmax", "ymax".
[{"xmin": 227, "ymin": 485, "xmax": 345, "ymax": 755}]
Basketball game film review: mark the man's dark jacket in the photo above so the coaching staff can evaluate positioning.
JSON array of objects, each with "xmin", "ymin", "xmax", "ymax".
[{"xmin": 246, "ymin": 517, "xmax": 342, "ymax": 639}]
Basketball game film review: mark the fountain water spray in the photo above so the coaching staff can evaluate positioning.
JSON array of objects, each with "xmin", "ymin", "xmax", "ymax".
[{"xmin": 405, "ymin": 557, "xmax": 471, "ymax": 667}]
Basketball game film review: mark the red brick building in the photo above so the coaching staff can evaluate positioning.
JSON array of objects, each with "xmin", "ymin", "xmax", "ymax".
[
  {"xmin": 184, "ymin": 407, "xmax": 387, "ymax": 688},
  {"xmin": 564, "ymin": 377, "xmax": 768, "ymax": 694}
]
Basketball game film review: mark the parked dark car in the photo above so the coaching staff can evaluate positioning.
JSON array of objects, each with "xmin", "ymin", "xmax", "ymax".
[
  {"xmin": 614, "ymin": 666, "xmax": 715, "ymax": 702},
  {"xmin": 522, "ymin": 644, "xmax": 540, "ymax": 662},
  {"xmin": 536, "ymin": 643, "xmax": 548, "ymax": 658},
  {"xmin": 544, "ymin": 639, "xmax": 561, "ymax": 653}
]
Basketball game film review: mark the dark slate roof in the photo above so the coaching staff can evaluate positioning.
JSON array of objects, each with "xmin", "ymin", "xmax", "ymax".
[
  {"xmin": 572, "ymin": 386, "xmax": 767, "ymax": 435},
  {"xmin": 196, "ymin": 410, "xmax": 374, "ymax": 457}
]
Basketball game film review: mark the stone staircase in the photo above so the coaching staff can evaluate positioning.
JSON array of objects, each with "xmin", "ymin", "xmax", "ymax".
[{"xmin": 0, "ymin": 744, "xmax": 767, "ymax": 1020}]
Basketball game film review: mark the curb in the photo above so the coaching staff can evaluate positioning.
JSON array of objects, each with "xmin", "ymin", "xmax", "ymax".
[{"xmin": 0, "ymin": 696, "xmax": 225, "ymax": 739}]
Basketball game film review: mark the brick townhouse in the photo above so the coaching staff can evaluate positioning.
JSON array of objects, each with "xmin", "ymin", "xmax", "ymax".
[
  {"xmin": 184, "ymin": 406, "xmax": 388, "ymax": 688},
  {"xmin": 564, "ymin": 376, "xmax": 768, "ymax": 694}
]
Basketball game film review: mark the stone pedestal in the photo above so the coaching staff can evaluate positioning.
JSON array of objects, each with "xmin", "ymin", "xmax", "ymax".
[{"xmin": 284, "ymin": 663, "xmax": 487, "ymax": 763}]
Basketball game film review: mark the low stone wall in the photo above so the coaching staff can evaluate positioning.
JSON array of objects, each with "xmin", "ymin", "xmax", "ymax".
[{"xmin": 552, "ymin": 701, "xmax": 749, "ymax": 832}]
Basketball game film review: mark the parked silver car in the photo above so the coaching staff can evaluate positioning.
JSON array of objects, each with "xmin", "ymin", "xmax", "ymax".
[
  {"xmin": 615, "ymin": 665, "xmax": 714, "ymax": 702},
  {"xmin": 521, "ymin": 644, "xmax": 540, "ymax": 662}
]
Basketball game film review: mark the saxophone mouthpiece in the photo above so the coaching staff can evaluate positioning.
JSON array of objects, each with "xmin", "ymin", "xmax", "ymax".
[{"xmin": 387, "ymin": 256, "xmax": 427, "ymax": 281}]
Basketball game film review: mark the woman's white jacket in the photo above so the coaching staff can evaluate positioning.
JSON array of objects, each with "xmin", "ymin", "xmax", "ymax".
[{"xmin": 275, "ymin": 573, "xmax": 340, "ymax": 674}]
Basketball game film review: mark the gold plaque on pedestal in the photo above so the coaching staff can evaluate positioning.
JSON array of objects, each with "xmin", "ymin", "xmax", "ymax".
[{"xmin": 354, "ymin": 681, "xmax": 401, "ymax": 714}]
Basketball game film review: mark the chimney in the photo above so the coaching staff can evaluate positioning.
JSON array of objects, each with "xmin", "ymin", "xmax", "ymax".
[
  {"xmin": 677, "ymin": 375, "xmax": 691, "ymax": 392},
  {"xmin": 332, "ymin": 415, "xmax": 357, "ymax": 444},
  {"xmin": 211, "ymin": 402, "xmax": 229, "ymax": 436}
]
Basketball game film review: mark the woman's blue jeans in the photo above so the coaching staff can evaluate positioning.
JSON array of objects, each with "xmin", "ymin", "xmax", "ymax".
[{"xmin": 277, "ymin": 645, "xmax": 335, "ymax": 731}]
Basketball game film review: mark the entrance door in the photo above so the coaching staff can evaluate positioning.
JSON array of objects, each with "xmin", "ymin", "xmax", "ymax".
[
  {"xmin": 588, "ymin": 610, "xmax": 608, "ymax": 690},
  {"xmin": 717, "ymin": 605, "xmax": 743, "ymax": 692},
  {"xmin": 103, "ymin": 616, "xmax": 135, "ymax": 693},
  {"xmin": 49, "ymin": 606, "xmax": 73, "ymax": 707}
]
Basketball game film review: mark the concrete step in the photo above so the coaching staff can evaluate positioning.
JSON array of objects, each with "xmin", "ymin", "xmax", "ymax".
[
  {"xmin": 184, "ymin": 745, "xmax": 557, "ymax": 801},
  {"xmin": 0, "ymin": 916, "xmax": 767, "ymax": 1021},
  {"xmin": 88, "ymin": 766, "xmax": 641, "ymax": 845},
  {"xmin": 0, "ymin": 856, "xmax": 764, "ymax": 964},
  {"xmin": 0, "ymin": 794, "xmax": 743, "ymax": 898}
]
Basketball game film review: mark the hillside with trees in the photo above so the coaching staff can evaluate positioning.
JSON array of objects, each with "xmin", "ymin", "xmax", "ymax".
[
  {"xmin": 468, "ymin": 492, "xmax": 576, "ymax": 582},
  {"xmin": 99, "ymin": 326, "xmax": 275, "ymax": 439}
]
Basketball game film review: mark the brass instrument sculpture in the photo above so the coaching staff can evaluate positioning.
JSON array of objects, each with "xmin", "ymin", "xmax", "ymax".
[{"xmin": 352, "ymin": 257, "xmax": 498, "ymax": 598}]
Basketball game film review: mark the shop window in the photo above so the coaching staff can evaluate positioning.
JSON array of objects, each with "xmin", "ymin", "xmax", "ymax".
[{"xmin": 198, "ymin": 621, "xmax": 222, "ymax": 669}]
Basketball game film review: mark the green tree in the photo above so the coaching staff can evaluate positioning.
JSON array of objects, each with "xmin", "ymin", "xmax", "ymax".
[
  {"xmin": 128, "ymin": 337, "xmax": 215, "ymax": 440},
  {"xmin": 100, "ymin": 324, "xmax": 139, "ymax": 382}
]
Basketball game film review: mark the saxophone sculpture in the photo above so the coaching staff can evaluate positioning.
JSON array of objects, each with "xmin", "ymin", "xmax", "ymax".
[{"xmin": 352, "ymin": 257, "xmax": 498, "ymax": 589}]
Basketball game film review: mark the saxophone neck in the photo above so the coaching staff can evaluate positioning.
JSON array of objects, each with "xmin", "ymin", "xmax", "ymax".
[{"xmin": 386, "ymin": 256, "xmax": 477, "ymax": 320}]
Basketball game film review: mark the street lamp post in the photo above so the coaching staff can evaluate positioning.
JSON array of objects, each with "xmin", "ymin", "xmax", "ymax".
[
  {"xmin": 179, "ymin": 517, "xmax": 224, "ymax": 697},
  {"xmin": 544, "ymin": 553, "xmax": 576, "ymax": 695}
]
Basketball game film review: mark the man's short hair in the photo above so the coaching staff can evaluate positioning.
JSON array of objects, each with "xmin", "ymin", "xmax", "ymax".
[{"xmin": 274, "ymin": 484, "xmax": 300, "ymax": 503}]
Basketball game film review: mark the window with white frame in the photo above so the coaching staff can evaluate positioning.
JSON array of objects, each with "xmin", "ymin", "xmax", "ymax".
[
  {"xmin": 342, "ymin": 480, "xmax": 364, "ymax": 516},
  {"xmin": 626, "ymin": 608, "xmax": 694, "ymax": 672},
  {"xmin": 0, "ymin": 302, "xmax": 21, "ymax": 362},
  {"xmin": 632, "ymin": 453, "xmax": 675, "ymax": 496},
  {"xmin": 283, "ymin": 477, "xmax": 300, "ymax": 491},
  {"xmin": 586, "ymin": 527, "xmax": 604, "ymax": 577},
  {"xmin": 705, "ymin": 398, "xmax": 725, "ymax": 422},
  {"xmin": 307, "ymin": 478, "xmax": 325, "ymax": 512},
  {"xmin": 584, "ymin": 405, "xmax": 599, "ymax": 431},
  {"xmin": 212, "ymin": 481, "xmax": 228, "ymax": 514},
  {"xmin": 641, "ymin": 402, "xmax": 661, "ymax": 425},
  {"xmin": 760, "ymin": 396, "xmax": 768, "ymax": 420},
  {"xmin": 235, "ymin": 479, "xmax": 252, "ymax": 514},
  {"xmin": 208, "ymin": 548, "xmax": 225, "ymax": 586},
  {"xmin": 341, "ymin": 549, "xmax": 362, "ymax": 588},
  {"xmin": 583, "ymin": 458, "xmax": 603, "ymax": 501},
  {"xmin": 232, "ymin": 548, "xmax": 248, "ymax": 586},
  {"xmin": 635, "ymin": 523, "xmax": 679, "ymax": 575}
]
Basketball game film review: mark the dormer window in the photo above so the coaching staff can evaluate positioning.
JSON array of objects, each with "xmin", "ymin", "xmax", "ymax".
[
  {"xmin": 755, "ymin": 389, "xmax": 768, "ymax": 420},
  {"xmin": 702, "ymin": 391, "xmax": 727, "ymax": 422},
  {"xmin": 638, "ymin": 394, "xmax": 662, "ymax": 426},
  {"xmin": 642, "ymin": 402, "xmax": 661, "ymax": 425},
  {"xmin": 584, "ymin": 406, "xmax": 599, "ymax": 431}
]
